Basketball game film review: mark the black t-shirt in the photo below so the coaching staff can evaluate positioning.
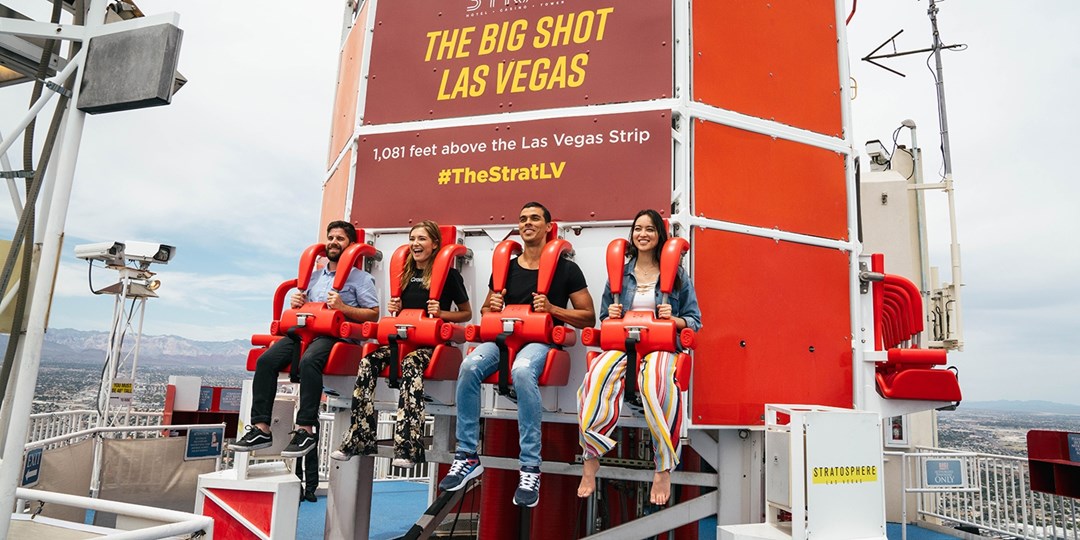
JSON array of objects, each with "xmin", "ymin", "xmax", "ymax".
[
  {"xmin": 488, "ymin": 257, "xmax": 588, "ymax": 323},
  {"xmin": 400, "ymin": 267, "xmax": 469, "ymax": 311}
]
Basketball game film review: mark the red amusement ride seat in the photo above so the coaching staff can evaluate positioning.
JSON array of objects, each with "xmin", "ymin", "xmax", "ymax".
[
  {"xmin": 246, "ymin": 236, "xmax": 378, "ymax": 379},
  {"xmin": 467, "ymin": 230, "xmax": 578, "ymax": 398},
  {"xmin": 870, "ymin": 253, "xmax": 962, "ymax": 402},
  {"xmin": 342, "ymin": 226, "xmax": 468, "ymax": 387},
  {"xmin": 581, "ymin": 237, "xmax": 697, "ymax": 407}
]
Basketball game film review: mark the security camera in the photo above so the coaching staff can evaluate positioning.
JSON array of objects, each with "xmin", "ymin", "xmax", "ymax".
[
  {"xmin": 74, "ymin": 242, "xmax": 126, "ymax": 265},
  {"xmin": 124, "ymin": 241, "xmax": 176, "ymax": 265},
  {"xmin": 865, "ymin": 139, "xmax": 890, "ymax": 169}
]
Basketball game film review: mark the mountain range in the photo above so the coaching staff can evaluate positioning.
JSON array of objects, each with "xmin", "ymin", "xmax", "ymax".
[
  {"xmin": 0, "ymin": 328, "xmax": 250, "ymax": 367},
  {"xmin": 960, "ymin": 400, "xmax": 1080, "ymax": 415}
]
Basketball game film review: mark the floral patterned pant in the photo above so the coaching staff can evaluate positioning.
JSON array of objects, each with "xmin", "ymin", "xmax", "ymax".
[{"xmin": 337, "ymin": 345, "xmax": 432, "ymax": 463}]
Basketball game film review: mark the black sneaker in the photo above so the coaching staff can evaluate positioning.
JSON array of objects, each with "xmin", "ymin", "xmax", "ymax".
[
  {"xmin": 438, "ymin": 451, "xmax": 483, "ymax": 491},
  {"xmin": 513, "ymin": 466, "xmax": 541, "ymax": 507},
  {"xmin": 302, "ymin": 490, "xmax": 317, "ymax": 503},
  {"xmin": 229, "ymin": 426, "xmax": 272, "ymax": 452},
  {"xmin": 280, "ymin": 429, "xmax": 317, "ymax": 458}
]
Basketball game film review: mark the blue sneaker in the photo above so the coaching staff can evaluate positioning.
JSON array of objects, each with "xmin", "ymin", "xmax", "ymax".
[
  {"xmin": 513, "ymin": 466, "xmax": 541, "ymax": 507},
  {"xmin": 439, "ymin": 451, "xmax": 483, "ymax": 491}
]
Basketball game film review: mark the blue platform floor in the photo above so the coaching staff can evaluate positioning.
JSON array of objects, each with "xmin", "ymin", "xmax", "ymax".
[
  {"xmin": 296, "ymin": 483, "xmax": 960, "ymax": 539},
  {"xmin": 297, "ymin": 480, "xmax": 429, "ymax": 540}
]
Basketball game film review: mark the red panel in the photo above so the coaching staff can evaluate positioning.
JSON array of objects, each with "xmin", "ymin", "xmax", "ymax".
[
  {"xmin": 694, "ymin": 120, "xmax": 847, "ymax": 241},
  {"xmin": 352, "ymin": 111, "xmax": 671, "ymax": 227},
  {"xmin": 691, "ymin": 229, "xmax": 852, "ymax": 425},
  {"xmin": 324, "ymin": 342, "xmax": 365, "ymax": 376},
  {"xmin": 1027, "ymin": 430, "xmax": 1080, "ymax": 497},
  {"xmin": 202, "ymin": 497, "xmax": 262, "ymax": 540},
  {"xmin": 328, "ymin": 5, "xmax": 368, "ymax": 166},
  {"xmin": 692, "ymin": 0, "xmax": 842, "ymax": 137},
  {"xmin": 206, "ymin": 488, "xmax": 274, "ymax": 535},
  {"xmin": 364, "ymin": 0, "xmax": 672, "ymax": 124},
  {"xmin": 320, "ymin": 149, "xmax": 352, "ymax": 230}
]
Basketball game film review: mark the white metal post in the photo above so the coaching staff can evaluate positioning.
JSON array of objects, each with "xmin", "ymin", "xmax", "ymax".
[{"xmin": 0, "ymin": 1, "xmax": 108, "ymax": 532}]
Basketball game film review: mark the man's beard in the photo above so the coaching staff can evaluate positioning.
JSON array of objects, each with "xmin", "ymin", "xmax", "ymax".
[{"xmin": 326, "ymin": 246, "xmax": 342, "ymax": 262}]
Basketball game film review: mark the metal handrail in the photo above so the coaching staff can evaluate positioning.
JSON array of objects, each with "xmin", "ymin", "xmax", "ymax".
[
  {"xmin": 893, "ymin": 446, "xmax": 1079, "ymax": 540},
  {"xmin": 24, "ymin": 422, "xmax": 223, "ymax": 451},
  {"xmin": 16, "ymin": 487, "xmax": 212, "ymax": 539}
]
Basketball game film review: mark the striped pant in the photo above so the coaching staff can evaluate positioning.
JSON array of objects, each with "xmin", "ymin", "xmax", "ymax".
[{"xmin": 577, "ymin": 350, "xmax": 683, "ymax": 472}]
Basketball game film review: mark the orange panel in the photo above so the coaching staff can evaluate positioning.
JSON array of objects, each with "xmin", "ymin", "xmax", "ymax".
[
  {"xmin": 692, "ymin": 0, "xmax": 842, "ymax": 137},
  {"xmin": 327, "ymin": 6, "xmax": 368, "ymax": 168},
  {"xmin": 320, "ymin": 148, "xmax": 352, "ymax": 233},
  {"xmin": 691, "ymin": 229, "xmax": 852, "ymax": 425},
  {"xmin": 694, "ymin": 120, "xmax": 847, "ymax": 241}
]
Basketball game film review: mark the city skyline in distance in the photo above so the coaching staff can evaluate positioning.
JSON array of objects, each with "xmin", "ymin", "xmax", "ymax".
[{"xmin": 23, "ymin": 328, "xmax": 1080, "ymax": 410}]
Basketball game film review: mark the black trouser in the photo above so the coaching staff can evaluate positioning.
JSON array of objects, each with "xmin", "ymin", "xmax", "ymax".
[
  {"xmin": 250, "ymin": 336, "xmax": 336, "ymax": 428},
  {"xmin": 295, "ymin": 450, "xmax": 319, "ymax": 497}
]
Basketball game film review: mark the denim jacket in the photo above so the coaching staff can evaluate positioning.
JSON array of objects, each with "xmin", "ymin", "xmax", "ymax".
[{"xmin": 599, "ymin": 257, "xmax": 702, "ymax": 335}]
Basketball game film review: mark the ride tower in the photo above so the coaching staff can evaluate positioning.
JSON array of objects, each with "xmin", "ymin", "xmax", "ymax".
[{"xmin": 318, "ymin": 1, "xmax": 960, "ymax": 538}]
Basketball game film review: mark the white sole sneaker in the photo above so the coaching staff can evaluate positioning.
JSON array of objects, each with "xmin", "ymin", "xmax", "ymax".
[{"xmin": 330, "ymin": 450, "xmax": 355, "ymax": 461}]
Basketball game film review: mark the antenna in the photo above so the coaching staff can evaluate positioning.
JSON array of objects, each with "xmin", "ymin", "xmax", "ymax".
[{"xmin": 862, "ymin": 0, "xmax": 965, "ymax": 350}]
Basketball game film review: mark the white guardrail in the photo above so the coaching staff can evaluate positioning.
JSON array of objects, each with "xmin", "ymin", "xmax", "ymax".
[
  {"xmin": 20, "ymin": 417, "xmax": 220, "ymax": 538},
  {"xmin": 894, "ymin": 446, "xmax": 1078, "ymax": 540},
  {"xmin": 14, "ymin": 487, "xmax": 212, "ymax": 539},
  {"xmin": 27, "ymin": 409, "xmax": 164, "ymax": 448}
]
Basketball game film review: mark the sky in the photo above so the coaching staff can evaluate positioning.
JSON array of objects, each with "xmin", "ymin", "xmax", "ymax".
[{"xmin": 1, "ymin": 1, "xmax": 1078, "ymax": 405}]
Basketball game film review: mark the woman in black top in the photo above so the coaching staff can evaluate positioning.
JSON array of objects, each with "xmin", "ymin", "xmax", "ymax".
[{"xmin": 333, "ymin": 221, "xmax": 471, "ymax": 467}]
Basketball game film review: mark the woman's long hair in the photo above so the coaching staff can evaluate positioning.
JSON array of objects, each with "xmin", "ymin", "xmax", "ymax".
[
  {"xmin": 626, "ymin": 209, "xmax": 681, "ymax": 289},
  {"xmin": 400, "ymin": 221, "xmax": 442, "ymax": 292},
  {"xmin": 626, "ymin": 209, "xmax": 667, "ymax": 265}
]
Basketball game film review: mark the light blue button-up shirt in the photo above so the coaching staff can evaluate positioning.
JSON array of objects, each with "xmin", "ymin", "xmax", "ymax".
[{"xmin": 307, "ymin": 265, "xmax": 378, "ymax": 310}]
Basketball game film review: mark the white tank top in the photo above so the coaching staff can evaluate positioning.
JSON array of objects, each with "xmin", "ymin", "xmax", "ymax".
[{"xmin": 630, "ymin": 281, "xmax": 657, "ymax": 311}]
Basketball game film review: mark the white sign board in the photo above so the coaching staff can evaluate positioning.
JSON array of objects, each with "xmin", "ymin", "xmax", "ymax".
[{"xmin": 804, "ymin": 411, "xmax": 885, "ymax": 538}]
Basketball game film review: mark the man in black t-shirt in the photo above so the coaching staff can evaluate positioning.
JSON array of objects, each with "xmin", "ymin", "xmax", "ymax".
[{"xmin": 439, "ymin": 202, "xmax": 595, "ymax": 508}]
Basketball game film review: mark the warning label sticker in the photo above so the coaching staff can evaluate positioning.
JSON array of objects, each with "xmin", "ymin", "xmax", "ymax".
[{"xmin": 811, "ymin": 465, "xmax": 879, "ymax": 485}]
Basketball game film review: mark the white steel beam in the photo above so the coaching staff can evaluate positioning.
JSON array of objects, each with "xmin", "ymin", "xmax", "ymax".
[
  {"xmin": 16, "ymin": 487, "xmax": 213, "ymax": 539},
  {"xmin": 0, "ymin": 11, "xmax": 179, "ymax": 41},
  {"xmin": 582, "ymin": 491, "xmax": 718, "ymax": 540},
  {"xmin": 687, "ymin": 214, "xmax": 855, "ymax": 252},
  {"xmin": 0, "ymin": 18, "xmax": 86, "ymax": 41},
  {"xmin": 0, "ymin": 48, "xmax": 84, "ymax": 159},
  {"xmin": 0, "ymin": 1, "xmax": 108, "ymax": 532},
  {"xmin": 687, "ymin": 102, "xmax": 850, "ymax": 155},
  {"xmin": 355, "ymin": 98, "xmax": 681, "ymax": 137}
]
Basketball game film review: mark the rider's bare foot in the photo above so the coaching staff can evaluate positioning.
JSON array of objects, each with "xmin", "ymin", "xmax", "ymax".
[
  {"xmin": 650, "ymin": 470, "xmax": 671, "ymax": 505},
  {"xmin": 578, "ymin": 458, "xmax": 600, "ymax": 498}
]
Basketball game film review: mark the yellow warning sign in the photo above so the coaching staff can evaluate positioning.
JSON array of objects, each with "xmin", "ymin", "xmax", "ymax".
[
  {"xmin": 110, "ymin": 377, "xmax": 134, "ymax": 408},
  {"xmin": 811, "ymin": 465, "xmax": 878, "ymax": 485}
]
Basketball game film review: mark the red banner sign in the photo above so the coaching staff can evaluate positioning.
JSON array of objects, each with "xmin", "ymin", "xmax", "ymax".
[
  {"xmin": 353, "ymin": 111, "xmax": 671, "ymax": 227},
  {"xmin": 363, "ymin": 0, "xmax": 673, "ymax": 124}
]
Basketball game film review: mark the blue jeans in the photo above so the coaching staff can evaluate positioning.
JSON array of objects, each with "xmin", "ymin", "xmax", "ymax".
[{"xmin": 455, "ymin": 341, "xmax": 551, "ymax": 467}]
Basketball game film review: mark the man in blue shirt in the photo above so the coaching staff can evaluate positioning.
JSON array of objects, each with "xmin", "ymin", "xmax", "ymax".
[{"xmin": 230, "ymin": 221, "xmax": 379, "ymax": 457}]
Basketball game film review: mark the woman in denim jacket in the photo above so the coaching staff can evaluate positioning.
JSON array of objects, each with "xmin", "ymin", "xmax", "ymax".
[{"xmin": 577, "ymin": 209, "xmax": 702, "ymax": 505}]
